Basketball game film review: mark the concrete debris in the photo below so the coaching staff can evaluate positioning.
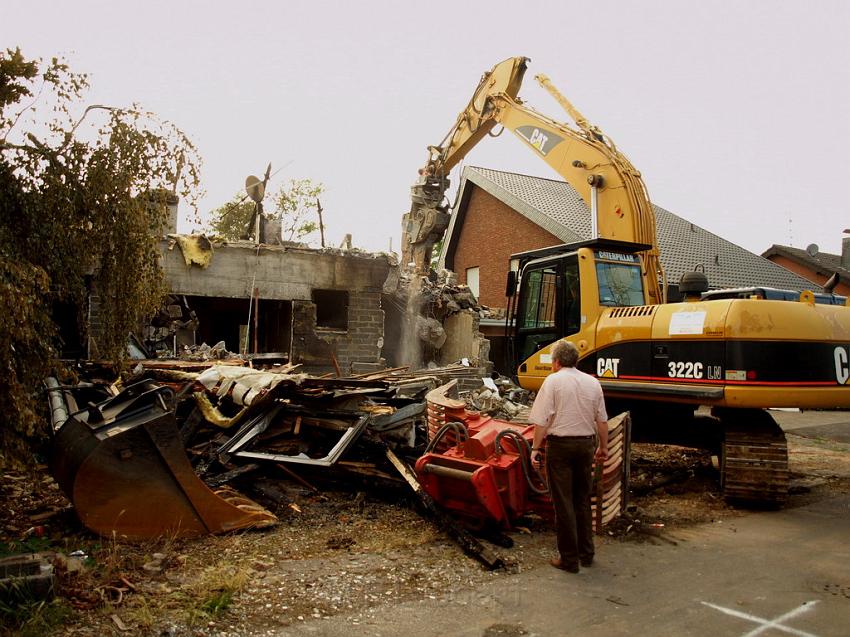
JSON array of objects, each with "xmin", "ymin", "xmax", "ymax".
[
  {"xmin": 478, "ymin": 305, "xmax": 507, "ymax": 320},
  {"xmin": 458, "ymin": 375, "xmax": 532, "ymax": 420},
  {"xmin": 144, "ymin": 294, "xmax": 199, "ymax": 355},
  {"xmin": 467, "ymin": 388, "xmax": 523, "ymax": 418},
  {"xmin": 416, "ymin": 316, "xmax": 447, "ymax": 349},
  {"xmin": 182, "ymin": 341, "xmax": 235, "ymax": 360}
]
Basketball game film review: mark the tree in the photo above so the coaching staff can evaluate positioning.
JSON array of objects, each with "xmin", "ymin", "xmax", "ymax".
[
  {"xmin": 0, "ymin": 48, "xmax": 202, "ymax": 467},
  {"xmin": 208, "ymin": 178, "xmax": 325, "ymax": 244},
  {"xmin": 206, "ymin": 193, "xmax": 256, "ymax": 240}
]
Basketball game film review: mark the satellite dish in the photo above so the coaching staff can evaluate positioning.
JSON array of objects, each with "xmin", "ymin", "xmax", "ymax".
[
  {"xmin": 806, "ymin": 243, "xmax": 819, "ymax": 257},
  {"xmin": 245, "ymin": 175, "xmax": 265, "ymax": 203}
]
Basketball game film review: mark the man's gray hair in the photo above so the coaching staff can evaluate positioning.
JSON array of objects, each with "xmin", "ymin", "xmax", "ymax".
[{"xmin": 551, "ymin": 340, "xmax": 579, "ymax": 368}]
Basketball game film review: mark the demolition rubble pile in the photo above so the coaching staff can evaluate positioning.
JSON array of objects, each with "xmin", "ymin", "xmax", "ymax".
[
  {"xmin": 463, "ymin": 378, "xmax": 531, "ymax": 421},
  {"xmin": 47, "ymin": 361, "xmax": 431, "ymax": 514},
  {"xmin": 142, "ymin": 294, "xmax": 200, "ymax": 356},
  {"xmin": 44, "ymin": 359, "xmax": 538, "ymax": 567},
  {"xmin": 44, "ymin": 344, "xmax": 628, "ymax": 576}
]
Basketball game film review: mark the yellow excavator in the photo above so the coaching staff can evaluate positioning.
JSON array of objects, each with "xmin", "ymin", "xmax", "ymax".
[{"xmin": 403, "ymin": 56, "xmax": 850, "ymax": 505}]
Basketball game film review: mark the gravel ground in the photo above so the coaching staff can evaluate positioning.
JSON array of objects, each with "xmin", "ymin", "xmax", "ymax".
[{"xmin": 3, "ymin": 432, "xmax": 849, "ymax": 637}]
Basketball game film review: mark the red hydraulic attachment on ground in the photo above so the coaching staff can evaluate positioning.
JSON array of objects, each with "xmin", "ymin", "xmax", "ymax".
[{"xmin": 415, "ymin": 381, "xmax": 630, "ymax": 532}]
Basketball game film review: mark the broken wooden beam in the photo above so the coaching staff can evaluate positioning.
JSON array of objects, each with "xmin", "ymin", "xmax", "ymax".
[
  {"xmin": 275, "ymin": 462, "xmax": 321, "ymax": 494},
  {"xmin": 385, "ymin": 448, "xmax": 505, "ymax": 571},
  {"xmin": 204, "ymin": 463, "xmax": 260, "ymax": 488}
]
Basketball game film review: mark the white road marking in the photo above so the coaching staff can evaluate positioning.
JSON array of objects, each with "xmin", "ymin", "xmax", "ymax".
[{"xmin": 700, "ymin": 600, "xmax": 820, "ymax": 637}]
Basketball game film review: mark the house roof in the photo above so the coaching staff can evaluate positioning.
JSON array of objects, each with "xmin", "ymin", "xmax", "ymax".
[
  {"xmin": 442, "ymin": 166, "xmax": 817, "ymax": 292},
  {"xmin": 761, "ymin": 244, "xmax": 850, "ymax": 286}
]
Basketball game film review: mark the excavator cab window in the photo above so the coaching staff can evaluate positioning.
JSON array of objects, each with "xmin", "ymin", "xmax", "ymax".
[
  {"xmin": 514, "ymin": 256, "xmax": 580, "ymax": 364},
  {"xmin": 563, "ymin": 262, "xmax": 581, "ymax": 334},
  {"xmin": 596, "ymin": 260, "xmax": 645, "ymax": 307},
  {"xmin": 519, "ymin": 266, "xmax": 558, "ymax": 328}
]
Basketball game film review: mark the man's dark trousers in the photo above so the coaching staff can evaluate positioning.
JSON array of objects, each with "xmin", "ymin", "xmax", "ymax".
[{"xmin": 546, "ymin": 436, "xmax": 596, "ymax": 568}]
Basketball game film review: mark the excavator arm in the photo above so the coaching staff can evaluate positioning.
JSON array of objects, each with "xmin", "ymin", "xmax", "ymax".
[{"xmin": 402, "ymin": 56, "xmax": 665, "ymax": 303}]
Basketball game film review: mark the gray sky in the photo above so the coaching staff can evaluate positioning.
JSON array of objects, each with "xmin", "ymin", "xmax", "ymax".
[{"xmin": 5, "ymin": 0, "xmax": 849, "ymax": 258}]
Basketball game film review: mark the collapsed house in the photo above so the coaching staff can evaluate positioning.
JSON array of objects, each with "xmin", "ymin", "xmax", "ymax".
[
  {"xmin": 127, "ymin": 233, "xmax": 492, "ymax": 377},
  {"xmin": 155, "ymin": 237, "xmax": 397, "ymax": 375},
  {"xmin": 38, "ymin": 201, "xmax": 629, "ymax": 572}
]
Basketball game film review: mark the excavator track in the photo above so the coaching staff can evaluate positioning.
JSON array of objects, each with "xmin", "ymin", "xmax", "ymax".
[{"xmin": 716, "ymin": 408, "xmax": 789, "ymax": 506}]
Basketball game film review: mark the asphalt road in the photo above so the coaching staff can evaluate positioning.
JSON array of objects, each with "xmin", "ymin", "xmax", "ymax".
[
  {"xmin": 771, "ymin": 409, "xmax": 850, "ymax": 444},
  {"xmin": 281, "ymin": 412, "xmax": 850, "ymax": 637},
  {"xmin": 283, "ymin": 494, "xmax": 850, "ymax": 637}
]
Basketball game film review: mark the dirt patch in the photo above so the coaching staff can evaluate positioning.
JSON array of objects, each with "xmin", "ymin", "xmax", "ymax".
[{"xmin": 2, "ymin": 434, "xmax": 848, "ymax": 636}]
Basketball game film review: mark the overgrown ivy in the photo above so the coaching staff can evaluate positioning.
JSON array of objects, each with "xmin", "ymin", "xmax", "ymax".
[{"xmin": 0, "ymin": 48, "xmax": 202, "ymax": 467}]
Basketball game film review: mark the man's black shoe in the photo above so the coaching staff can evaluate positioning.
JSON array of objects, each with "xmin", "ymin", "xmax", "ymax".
[
  {"xmin": 580, "ymin": 557, "xmax": 594, "ymax": 567},
  {"xmin": 550, "ymin": 558, "xmax": 579, "ymax": 573}
]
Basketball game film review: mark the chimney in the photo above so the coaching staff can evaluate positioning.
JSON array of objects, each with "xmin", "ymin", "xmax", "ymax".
[
  {"xmin": 164, "ymin": 193, "xmax": 179, "ymax": 235},
  {"xmin": 843, "ymin": 235, "xmax": 850, "ymax": 270},
  {"xmin": 145, "ymin": 189, "xmax": 180, "ymax": 236}
]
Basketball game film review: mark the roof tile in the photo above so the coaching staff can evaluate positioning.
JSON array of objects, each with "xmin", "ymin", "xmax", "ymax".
[{"xmin": 452, "ymin": 166, "xmax": 817, "ymax": 291}]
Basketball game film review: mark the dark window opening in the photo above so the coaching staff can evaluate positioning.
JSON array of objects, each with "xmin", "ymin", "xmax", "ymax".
[
  {"xmin": 54, "ymin": 298, "xmax": 86, "ymax": 359},
  {"xmin": 186, "ymin": 296, "xmax": 292, "ymax": 354},
  {"xmin": 313, "ymin": 289, "xmax": 348, "ymax": 330}
]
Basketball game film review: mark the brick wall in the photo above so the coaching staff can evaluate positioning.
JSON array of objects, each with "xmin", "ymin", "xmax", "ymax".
[
  {"xmin": 291, "ymin": 290, "xmax": 385, "ymax": 373},
  {"xmin": 765, "ymin": 255, "xmax": 850, "ymax": 296},
  {"xmin": 451, "ymin": 187, "xmax": 561, "ymax": 309},
  {"xmin": 336, "ymin": 290, "xmax": 385, "ymax": 369}
]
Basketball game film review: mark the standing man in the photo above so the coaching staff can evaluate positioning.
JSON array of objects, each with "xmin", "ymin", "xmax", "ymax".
[{"xmin": 530, "ymin": 340, "xmax": 608, "ymax": 573}]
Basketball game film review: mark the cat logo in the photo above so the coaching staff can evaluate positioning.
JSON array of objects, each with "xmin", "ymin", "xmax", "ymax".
[
  {"xmin": 515, "ymin": 125, "xmax": 564, "ymax": 156},
  {"xmin": 528, "ymin": 129, "xmax": 549, "ymax": 152},
  {"xmin": 597, "ymin": 357, "xmax": 620, "ymax": 378},
  {"xmin": 834, "ymin": 346, "xmax": 850, "ymax": 385}
]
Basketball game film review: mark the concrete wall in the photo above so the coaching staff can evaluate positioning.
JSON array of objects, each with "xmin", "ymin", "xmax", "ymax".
[
  {"xmin": 450, "ymin": 187, "xmax": 561, "ymax": 309},
  {"xmin": 438, "ymin": 310, "xmax": 490, "ymax": 367},
  {"xmin": 161, "ymin": 240, "xmax": 395, "ymax": 372},
  {"xmin": 162, "ymin": 241, "xmax": 393, "ymax": 300}
]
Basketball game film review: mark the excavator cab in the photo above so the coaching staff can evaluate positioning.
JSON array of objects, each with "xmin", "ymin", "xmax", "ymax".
[
  {"xmin": 511, "ymin": 253, "xmax": 578, "ymax": 366},
  {"xmin": 507, "ymin": 239, "xmax": 652, "ymax": 386}
]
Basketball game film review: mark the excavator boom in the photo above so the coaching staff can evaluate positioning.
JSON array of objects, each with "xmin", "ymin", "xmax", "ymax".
[{"xmin": 402, "ymin": 56, "xmax": 664, "ymax": 303}]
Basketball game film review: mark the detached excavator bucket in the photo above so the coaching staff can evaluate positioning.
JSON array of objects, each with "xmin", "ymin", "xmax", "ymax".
[{"xmin": 49, "ymin": 380, "xmax": 276, "ymax": 539}]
